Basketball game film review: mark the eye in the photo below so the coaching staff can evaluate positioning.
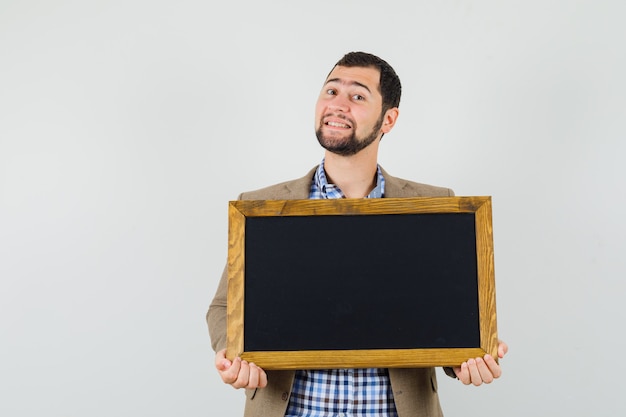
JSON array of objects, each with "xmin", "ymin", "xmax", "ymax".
[
  {"xmin": 352, "ymin": 94, "xmax": 365, "ymax": 101},
  {"xmin": 326, "ymin": 88, "xmax": 336, "ymax": 95}
]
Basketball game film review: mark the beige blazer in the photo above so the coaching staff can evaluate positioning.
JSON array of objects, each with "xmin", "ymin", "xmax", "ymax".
[{"xmin": 207, "ymin": 166, "xmax": 455, "ymax": 417}]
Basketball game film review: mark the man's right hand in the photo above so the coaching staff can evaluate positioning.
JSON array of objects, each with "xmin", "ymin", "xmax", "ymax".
[{"xmin": 215, "ymin": 349, "xmax": 268, "ymax": 389}]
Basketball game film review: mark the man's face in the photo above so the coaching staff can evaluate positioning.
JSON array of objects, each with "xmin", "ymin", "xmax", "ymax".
[{"xmin": 315, "ymin": 65, "xmax": 386, "ymax": 156}]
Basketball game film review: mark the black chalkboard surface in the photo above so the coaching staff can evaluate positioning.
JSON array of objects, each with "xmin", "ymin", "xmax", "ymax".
[{"xmin": 226, "ymin": 197, "xmax": 497, "ymax": 370}]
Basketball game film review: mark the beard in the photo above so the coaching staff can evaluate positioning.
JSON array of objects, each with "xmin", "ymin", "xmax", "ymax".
[{"xmin": 316, "ymin": 114, "xmax": 384, "ymax": 156}]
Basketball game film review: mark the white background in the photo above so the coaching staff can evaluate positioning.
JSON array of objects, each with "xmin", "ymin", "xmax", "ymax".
[{"xmin": 1, "ymin": 1, "xmax": 625, "ymax": 416}]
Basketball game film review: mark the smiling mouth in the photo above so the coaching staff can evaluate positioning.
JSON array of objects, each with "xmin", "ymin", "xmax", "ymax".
[{"xmin": 326, "ymin": 121, "xmax": 351, "ymax": 129}]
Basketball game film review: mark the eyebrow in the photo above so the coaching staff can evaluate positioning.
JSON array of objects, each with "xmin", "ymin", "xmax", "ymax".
[{"xmin": 324, "ymin": 78, "xmax": 372, "ymax": 94}]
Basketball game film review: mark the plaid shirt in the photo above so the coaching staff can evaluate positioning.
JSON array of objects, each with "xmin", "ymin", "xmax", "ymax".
[
  {"xmin": 285, "ymin": 160, "xmax": 397, "ymax": 417},
  {"xmin": 309, "ymin": 159, "xmax": 385, "ymax": 200}
]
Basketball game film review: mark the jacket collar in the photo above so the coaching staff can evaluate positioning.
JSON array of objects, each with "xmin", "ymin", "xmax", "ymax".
[{"xmin": 281, "ymin": 165, "xmax": 409, "ymax": 199}]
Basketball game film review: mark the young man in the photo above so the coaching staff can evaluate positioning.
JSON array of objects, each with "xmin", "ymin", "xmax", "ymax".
[{"xmin": 207, "ymin": 51, "xmax": 508, "ymax": 417}]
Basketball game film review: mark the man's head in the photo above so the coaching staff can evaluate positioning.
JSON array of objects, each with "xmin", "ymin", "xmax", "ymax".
[
  {"xmin": 315, "ymin": 52, "xmax": 401, "ymax": 157},
  {"xmin": 333, "ymin": 51, "xmax": 402, "ymax": 115}
]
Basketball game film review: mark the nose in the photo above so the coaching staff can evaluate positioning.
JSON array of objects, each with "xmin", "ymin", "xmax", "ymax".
[{"xmin": 327, "ymin": 95, "xmax": 350, "ymax": 112}]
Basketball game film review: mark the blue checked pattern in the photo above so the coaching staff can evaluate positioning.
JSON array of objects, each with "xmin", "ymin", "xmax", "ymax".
[
  {"xmin": 285, "ymin": 369, "xmax": 398, "ymax": 417},
  {"xmin": 285, "ymin": 159, "xmax": 397, "ymax": 416},
  {"xmin": 309, "ymin": 159, "xmax": 385, "ymax": 199}
]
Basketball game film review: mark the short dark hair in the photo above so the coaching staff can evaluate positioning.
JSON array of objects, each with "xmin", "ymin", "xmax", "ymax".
[{"xmin": 333, "ymin": 51, "xmax": 402, "ymax": 113}]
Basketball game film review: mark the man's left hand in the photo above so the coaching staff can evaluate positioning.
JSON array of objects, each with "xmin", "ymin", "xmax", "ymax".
[{"xmin": 454, "ymin": 340, "xmax": 508, "ymax": 386}]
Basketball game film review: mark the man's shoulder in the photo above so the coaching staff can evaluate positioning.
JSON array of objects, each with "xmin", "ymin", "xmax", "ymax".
[
  {"xmin": 236, "ymin": 165, "xmax": 454, "ymax": 200},
  {"xmin": 238, "ymin": 166, "xmax": 318, "ymax": 201},
  {"xmin": 382, "ymin": 168, "xmax": 455, "ymax": 198}
]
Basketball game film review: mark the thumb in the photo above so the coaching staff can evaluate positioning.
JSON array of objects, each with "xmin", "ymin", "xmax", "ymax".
[
  {"xmin": 217, "ymin": 358, "xmax": 232, "ymax": 371},
  {"xmin": 215, "ymin": 349, "xmax": 232, "ymax": 371}
]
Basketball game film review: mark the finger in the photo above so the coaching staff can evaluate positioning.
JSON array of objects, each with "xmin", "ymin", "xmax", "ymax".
[
  {"xmin": 455, "ymin": 362, "xmax": 471, "ymax": 385},
  {"xmin": 221, "ymin": 356, "xmax": 242, "ymax": 385},
  {"xmin": 484, "ymin": 354, "xmax": 502, "ymax": 379},
  {"xmin": 247, "ymin": 363, "xmax": 260, "ymax": 388},
  {"xmin": 498, "ymin": 341, "xmax": 509, "ymax": 358},
  {"xmin": 233, "ymin": 360, "xmax": 251, "ymax": 389},
  {"xmin": 248, "ymin": 363, "xmax": 268, "ymax": 389},
  {"xmin": 257, "ymin": 365, "xmax": 268, "ymax": 388},
  {"xmin": 215, "ymin": 349, "xmax": 231, "ymax": 372},
  {"xmin": 467, "ymin": 358, "xmax": 482, "ymax": 386},
  {"xmin": 475, "ymin": 357, "xmax": 494, "ymax": 384}
]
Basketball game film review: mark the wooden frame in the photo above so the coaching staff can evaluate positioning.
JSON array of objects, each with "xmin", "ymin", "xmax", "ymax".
[{"xmin": 226, "ymin": 196, "xmax": 497, "ymax": 370}]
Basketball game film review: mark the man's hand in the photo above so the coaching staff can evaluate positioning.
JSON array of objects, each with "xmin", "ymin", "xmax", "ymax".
[
  {"xmin": 454, "ymin": 340, "xmax": 508, "ymax": 386},
  {"xmin": 215, "ymin": 349, "xmax": 268, "ymax": 389}
]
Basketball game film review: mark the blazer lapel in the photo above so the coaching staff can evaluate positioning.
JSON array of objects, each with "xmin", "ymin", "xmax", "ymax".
[
  {"xmin": 283, "ymin": 166, "xmax": 317, "ymax": 199},
  {"xmin": 381, "ymin": 167, "xmax": 411, "ymax": 198}
]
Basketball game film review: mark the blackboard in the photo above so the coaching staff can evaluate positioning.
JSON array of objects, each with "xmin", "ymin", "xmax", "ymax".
[{"xmin": 226, "ymin": 197, "xmax": 498, "ymax": 370}]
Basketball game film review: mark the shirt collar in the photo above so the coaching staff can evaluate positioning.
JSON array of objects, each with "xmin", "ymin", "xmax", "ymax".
[{"xmin": 314, "ymin": 159, "xmax": 385, "ymax": 199}]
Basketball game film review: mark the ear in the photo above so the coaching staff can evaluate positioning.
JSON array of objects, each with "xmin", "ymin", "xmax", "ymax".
[{"xmin": 380, "ymin": 107, "xmax": 399, "ymax": 134}]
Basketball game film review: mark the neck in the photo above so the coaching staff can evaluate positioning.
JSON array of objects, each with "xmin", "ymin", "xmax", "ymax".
[{"xmin": 323, "ymin": 142, "xmax": 379, "ymax": 198}]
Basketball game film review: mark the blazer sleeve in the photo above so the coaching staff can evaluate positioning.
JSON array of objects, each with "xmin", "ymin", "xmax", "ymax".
[
  {"xmin": 206, "ymin": 193, "xmax": 245, "ymax": 352},
  {"xmin": 207, "ymin": 264, "xmax": 229, "ymax": 352}
]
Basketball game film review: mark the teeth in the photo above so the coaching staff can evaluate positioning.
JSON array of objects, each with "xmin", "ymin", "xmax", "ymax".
[{"xmin": 327, "ymin": 121, "xmax": 349, "ymax": 128}]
